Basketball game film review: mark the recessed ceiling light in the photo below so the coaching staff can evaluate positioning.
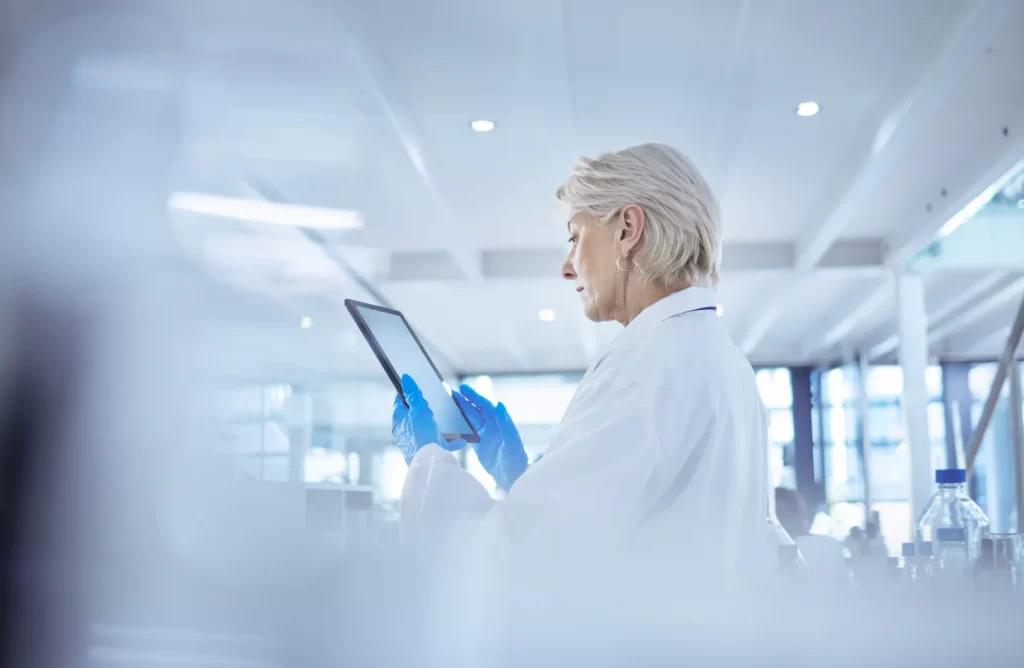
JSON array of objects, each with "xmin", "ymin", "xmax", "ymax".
[
  {"xmin": 795, "ymin": 101, "xmax": 820, "ymax": 117},
  {"xmin": 716, "ymin": 304, "xmax": 724, "ymax": 316},
  {"xmin": 538, "ymin": 308, "xmax": 556, "ymax": 322},
  {"xmin": 300, "ymin": 316, "xmax": 313, "ymax": 329},
  {"xmin": 169, "ymin": 192, "xmax": 363, "ymax": 230},
  {"xmin": 470, "ymin": 119, "xmax": 496, "ymax": 132}
]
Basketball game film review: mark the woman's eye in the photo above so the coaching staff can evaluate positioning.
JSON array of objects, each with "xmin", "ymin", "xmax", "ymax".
[{"xmin": 567, "ymin": 236, "xmax": 578, "ymax": 245}]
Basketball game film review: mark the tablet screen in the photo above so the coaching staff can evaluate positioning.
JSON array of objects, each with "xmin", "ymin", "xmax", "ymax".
[{"xmin": 349, "ymin": 302, "xmax": 476, "ymax": 441}]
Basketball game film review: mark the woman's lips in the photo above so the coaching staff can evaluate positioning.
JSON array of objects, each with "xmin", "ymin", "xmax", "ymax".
[{"xmin": 576, "ymin": 286, "xmax": 584, "ymax": 293}]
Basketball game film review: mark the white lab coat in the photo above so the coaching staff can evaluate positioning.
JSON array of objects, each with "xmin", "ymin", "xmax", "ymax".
[{"xmin": 401, "ymin": 287, "xmax": 770, "ymax": 587}]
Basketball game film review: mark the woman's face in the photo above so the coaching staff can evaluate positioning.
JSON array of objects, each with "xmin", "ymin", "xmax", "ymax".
[{"xmin": 562, "ymin": 214, "xmax": 624, "ymax": 322}]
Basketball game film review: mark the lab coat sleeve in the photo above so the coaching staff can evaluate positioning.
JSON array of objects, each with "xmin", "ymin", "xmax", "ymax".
[
  {"xmin": 399, "ymin": 345, "xmax": 717, "ymax": 567},
  {"xmin": 501, "ymin": 358, "xmax": 713, "ymax": 562},
  {"xmin": 400, "ymin": 444, "xmax": 495, "ymax": 550}
]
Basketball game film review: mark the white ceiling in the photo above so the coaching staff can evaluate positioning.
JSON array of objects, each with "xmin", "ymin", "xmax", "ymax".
[{"xmin": 14, "ymin": 0, "xmax": 1024, "ymax": 381}]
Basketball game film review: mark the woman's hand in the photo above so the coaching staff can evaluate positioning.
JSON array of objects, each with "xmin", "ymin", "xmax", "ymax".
[
  {"xmin": 392, "ymin": 375, "xmax": 466, "ymax": 465},
  {"xmin": 454, "ymin": 384, "xmax": 528, "ymax": 491}
]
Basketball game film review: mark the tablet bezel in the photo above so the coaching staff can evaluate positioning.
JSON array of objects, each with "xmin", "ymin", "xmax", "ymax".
[{"xmin": 344, "ymin": 299, "xmax": 480, "ymax": 444}]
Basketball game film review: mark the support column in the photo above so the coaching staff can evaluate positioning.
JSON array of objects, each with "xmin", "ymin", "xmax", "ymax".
[
  {"xmin": 858, "ymin": 354, "xmax": 873, "ymax": 523},
  {"xmin": 898, "ymin": 273, "xmax": 934, "ymax": 532},
  {"xmin": 791, "ymin": 367, "xmax": 820, "ymax": 509},
  {"xmin": 1010, "ymin": 366, "xmax": 1024, "ymax": 531}
]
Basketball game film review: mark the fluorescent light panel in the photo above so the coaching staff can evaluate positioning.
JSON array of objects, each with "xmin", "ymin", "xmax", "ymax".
[
  {"xmin": 939, "ymin": 158, "xmax": 1024, "ymax": 238},
  {"xmin": 169, "ymin": 192, "xmax": 363, "ymax": 230}
]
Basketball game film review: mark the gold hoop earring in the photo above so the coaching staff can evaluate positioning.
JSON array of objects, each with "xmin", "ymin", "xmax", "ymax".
[{"xmin": 615, "ymin": 256, "xmax": 635, "ymax": 272}]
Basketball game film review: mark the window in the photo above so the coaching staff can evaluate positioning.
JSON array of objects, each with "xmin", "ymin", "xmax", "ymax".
[
  {"xmin": 210, "ymin": 384, "xmax": 295, "ymax": 481},
  {"xmin": 463, "ymin": 369, "xmax": 797, "ymax": 496},
  {"xmin": 967, "ymin": 363, "xmax": 1024, "ymax": 533},
  {"xmin": 866, "ymin": 365, "xmax": 944, "ymax": 555},
  {"xmin": 461, "ymin": 373, "xmax": 581, "ymax": 446},
  {"xmin": 812, "ymin": 364, "xmax": 945, "ymax": 554},
  {"xmin": 756, "ymin": 368, "xmax": 795, "ymax": 490},
  {"xmin": 460, "ymin": 373, "xmax": 583, "ymax": 497},
  {"xmin": 866, "ymin": 365, "xmax": 946, "ymax": 502},
  {"xmin": 814, "ymin": 365, "xmax": 863, "ymax": 514}
]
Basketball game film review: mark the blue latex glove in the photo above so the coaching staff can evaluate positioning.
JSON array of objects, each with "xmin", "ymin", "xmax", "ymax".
[
  {"xmin": 454, "ymin": 384, "xmax": 528, "ymax": 491},
  {"xmin": 392, "ymin": 375, "xmax": 466, "ymax": 465}
]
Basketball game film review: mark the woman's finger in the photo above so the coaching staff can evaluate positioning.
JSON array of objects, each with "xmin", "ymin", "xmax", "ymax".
[
  {"xmin": 459, "ymin": 384, "xmax": 496, "ymax": 420},
  {"xmin": 401, "ymin": 374, "xmax": 424, "ymax": 404},
  {"xmin": 393, "ymin": 393, "xmax": 409, "ymax": 419}
]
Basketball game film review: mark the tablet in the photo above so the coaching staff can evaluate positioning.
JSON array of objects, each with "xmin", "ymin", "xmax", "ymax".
[{"xmin": 344, "ymin": 299, "xmax": 479, "ymax": 443}]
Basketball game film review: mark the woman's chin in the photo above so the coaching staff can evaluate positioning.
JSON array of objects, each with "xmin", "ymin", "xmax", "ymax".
[{"xmin": 580, "ymin": 302, "xmax": 603, "ymax": 323}]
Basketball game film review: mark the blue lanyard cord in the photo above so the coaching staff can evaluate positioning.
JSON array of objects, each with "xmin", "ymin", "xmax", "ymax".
[{"xmin": 663, "ymin": 306, "xmax": 718, "ymax": 323}]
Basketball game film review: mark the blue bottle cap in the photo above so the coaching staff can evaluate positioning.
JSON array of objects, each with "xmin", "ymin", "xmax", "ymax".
[
  {"xmin": 936, "ymin": 527, "xmax": 966, "ymax": 542},
  {"xmin": 935, "ymin": 468, "xmax": 966, "ymax": 484},
  {"xmin": 901, "ymin": 542, "xmax": 916, "ymax": 557},
  {"xmin": 919, "ymin": 541, "xmax": 934, "ymax": 556}
]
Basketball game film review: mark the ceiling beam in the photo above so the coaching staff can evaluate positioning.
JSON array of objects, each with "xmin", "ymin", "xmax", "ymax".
[
  {"xmin": 886, "ymin": 152, "xmax": 1024, "ymax": 269},
  {"xmin": 866, "ymin": 271, "xmax": 1016, "ymax": 361},
  {"xmin": 800, "ymin": 2, "xmax": 1012, "ymax": 271},
  {"xmin": 242, "ymin": 178, "xmax": 470, "ymax": 372},
  {"xmin": 360, "ymin": 32, "xmax": 483, "ymax": 282},
  {"xmin": 928, "ymin": 271, "xmax": 1012, "ymax": 329},
  {"xmin": 738, "ymin": 1, "xmax": 1013, "ymax": 356},
  {"xmin": 446, "ymin": 248, "xmax": 482, "ymax": 281},
  {"xmin": 479, "ymin": 240, "xmax": 884, "ymax": 282},
  {"xmin": 927, "ymin": 275, "xmax": 1024, "ymax": 343},
  {"xmin": 866, "ymin": 333, "xmax": 899, "ymax": 363},
  {"xmin": 809, "ymin": 278, "xmax": 894, "ymax": 358},
  {"xmin": 964, "ymin": 324, "xmax": 1013, "ymax": 358},
  {"xmin": 739, "ymin": 275, "xmax": 791, "ymax": 356}
]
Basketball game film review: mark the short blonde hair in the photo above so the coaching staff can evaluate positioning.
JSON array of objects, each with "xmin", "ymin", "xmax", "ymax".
[{"xmin": 555, "ymin": 142, "xmax": 721, "ymax": 286}]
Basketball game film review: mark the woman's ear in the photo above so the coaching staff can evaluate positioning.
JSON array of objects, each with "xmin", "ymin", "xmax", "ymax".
[{"xmin": 619, "ymin": 204, "xmax": 645, "ymax": 254}]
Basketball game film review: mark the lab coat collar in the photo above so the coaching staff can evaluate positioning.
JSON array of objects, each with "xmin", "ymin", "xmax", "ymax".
[
  {"xmin": 624, "ymin": 286, "xmax": 717, "ymax": 336},
  {"xmin": 586, "ymin": 286, "xmax": 717, "ymax": 375}
]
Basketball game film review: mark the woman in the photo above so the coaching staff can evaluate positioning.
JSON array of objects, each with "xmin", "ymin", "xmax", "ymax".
[{"xmin": 393, "ymin": 143, "xmax": 769, "ymax": 584}]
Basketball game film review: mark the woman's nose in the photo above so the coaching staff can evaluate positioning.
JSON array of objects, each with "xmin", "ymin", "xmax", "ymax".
[{"xmin": 562, "ymin": 255, "xmax": 575, "ymax": 280}]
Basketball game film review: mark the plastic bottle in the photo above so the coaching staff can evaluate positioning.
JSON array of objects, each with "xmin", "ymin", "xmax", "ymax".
[
  {"xmin": 916, "ymin": 468, "xmax": 989, "ymax": 563},
  {"xmin": 935, "ymin": 527, "xmax": 970, "ymax": 585},
  {"xmin": 900, "ymin": 542, "xmax": 917, "ymax": 585},
  {"xmin": 917, "ymin": 541, "xmax": 935, "ymax": 584},
  {"xmin": 990, "ymin": 534, "xmax": 1021, "ymax": 592},
  {"xmin": 974, "ymin": 537, "xmax": 1012, "ymax": 594}
]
